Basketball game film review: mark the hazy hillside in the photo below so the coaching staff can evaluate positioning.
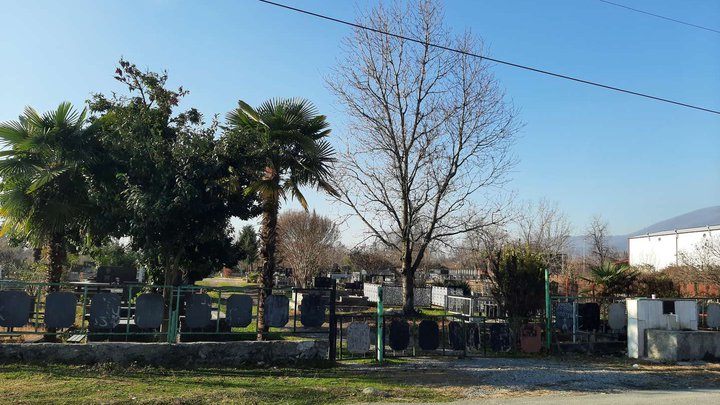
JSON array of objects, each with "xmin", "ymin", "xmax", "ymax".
[{"xmin": 568, "ymin": 206, "xmax": 720, "ymax": 256}]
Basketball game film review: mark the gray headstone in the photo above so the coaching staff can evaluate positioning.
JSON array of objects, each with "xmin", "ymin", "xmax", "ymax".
[
  {"xmin": 608, "ymin": 302, "xmax": 626, "ymax": 330},
  {"xmin": 346, "ymin": 321, "xmax": 371, "ymax": 354},
  {"xmin": 707, "ymin": 303, "xmax": 720, "ymax": 328},
  {"xmin": 418, "ymin": 319, "xmax": 439, "ymax": 351},
  {"xmin": 90, "ymin": 293, "xmax": 121, "ymax": 330},
  {"xmin": 300, "ymin": 294, "xmax": 326, "ymax": 327},
  {"xmin": 135, "ymin": 293, "xmax": 164, "ymax": 329},
  {"xmin": 44, "ymin": 292, "xmax": 77, "ymax": 329},
  {"xmin": 185, "ymin": 293, "xmax": 212, "ymax": 329},
  {"xmin": 264, "ymin": 295, "xmax": 289, "ymax": 328},
  {"xmin": 555, "ymin": 303, "xmax": 574, "ymax": 333},
  {"xmin": 226, "ymin": 294, "xmax": 253, "ymax": 327},
  {"xmin": 0, "ymin": 291, "xmax": 32, "ymax": 328}
]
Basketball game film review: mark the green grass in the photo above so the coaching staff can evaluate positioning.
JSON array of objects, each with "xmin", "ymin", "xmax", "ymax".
[{"xmin": 0, "ymin": 363, "xmax": 450, "ymax": 404}]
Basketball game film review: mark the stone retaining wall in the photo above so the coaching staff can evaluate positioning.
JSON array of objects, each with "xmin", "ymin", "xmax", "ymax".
[{"xmin": 0, "ymin": 340, "xmax": 328, "ymax": 367}]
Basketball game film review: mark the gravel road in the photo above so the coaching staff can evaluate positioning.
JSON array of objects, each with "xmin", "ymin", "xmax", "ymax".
[{"xmin": 345, "ymin": 356, "xmax": 720, "ymax": 401}]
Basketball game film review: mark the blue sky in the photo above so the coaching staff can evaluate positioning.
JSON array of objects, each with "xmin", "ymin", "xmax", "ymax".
[{"xmin": 1, "ymin": 0, "xmax": 718, "ymax": 244}]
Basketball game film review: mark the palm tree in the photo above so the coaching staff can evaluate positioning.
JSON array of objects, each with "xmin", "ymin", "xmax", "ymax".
[
  {"xmin": 225, "ymin": 98, "xmax": 336, "ymax": 339},
  {"xmin": 0, "ymin": 102, "xmax": 96, "ymax": 290},
  {"xmin": 583, "ymin": 262, "xmax": 640, "ymax": 297}
]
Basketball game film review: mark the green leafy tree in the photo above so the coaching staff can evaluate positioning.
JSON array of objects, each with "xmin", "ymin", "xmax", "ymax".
[
  {"xmin": 236, "ymin": 225, "xmax": 259, "ymax": 273},
  {"xmin": 224, "ymin": 98, "xmax": 336, "ymax": 339},
  {"xmin": 0, "ymin": 103, "xmax": 101, "ymax": 289},
  {"xmin": 88, "ymin": 60, "xmax": 258, "ymax": 286}
]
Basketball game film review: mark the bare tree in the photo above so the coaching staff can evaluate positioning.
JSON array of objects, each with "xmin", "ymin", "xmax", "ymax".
[
  {"xmin": 585, "ymin": 215, "xmax": 616, "ymax": 266},
  {"xmin": 277, "ymin": 210, "xmax": 339, "ymax": 288},
  {"xmin": 517, "ymin": 199, "xmax": 572, "ymax": 271},
  {"xmin": 679, "ymin": 234, "xmax": 720, "ymax": 284},
  {"xmin": 329, "ymin": 0, "xmax": 518, "ymax": 314}
]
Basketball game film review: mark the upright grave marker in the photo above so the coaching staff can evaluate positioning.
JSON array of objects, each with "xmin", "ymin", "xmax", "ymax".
[
  {"xmin": 346, "ymin": 322, "xmax": 371, "ymax": 354},
  {"xmin": 0, "ymin": 291, "xmax": 32, "ymax": 328},
  {"xmin": 185, "ymin": 293, "xmax": 212, "ymax": 329},
  {"xmin": 90, "ymin": 293, "xmax": 121, "ymax": 331},
  {"xmin": 265, "ymin": 295, "xmax": 289, "ymax": 328},
  {"xmin": 44, "ymin": 292, "xmax": 77, "ymax": 329},
  {"xmin": 226, "ymin": 294, "xmax": 253, "ymax": 327},
  {"xmin": 135, "ymin": 293, "xmax": 164, "ymax": 329}
]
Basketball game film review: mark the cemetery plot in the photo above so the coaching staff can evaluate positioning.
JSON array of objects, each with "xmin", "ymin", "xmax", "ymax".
[
  {"xmin": 226, "ymin": 294, "xmax": 253, "ymax": 327},
  {"xmin": 135, "ymin": 293, "xmax": 164, "ymax": 329},
  {"xmin": 300, "ymin": 294, "xmax": 325, "ymax": 327},
  {"xmin": 707, "ymin": 303, "xmax": 720, "ymax": 329},
  {"xmin": 44, "ymin": 292, "xmax": 77, "ymax": 329},
  {"xmin": 448, "ymin": 321, "xmax": 464, "ymax": 350},
  {"xmin": 0, "ymin": 291, "xmax": 32, "ymax": 328},
  {"xmin": 388, "ymin": 319, "xmax": 409, "ymax": 351},
  {"xmin": 264, "ymin": 295, "xmax": 289, "ymax": 328},
  {"xmin": 90, "ymin": 293, "xmax": 121, "ymax": 331},
  {"xmin": 418, "ymin": 319, "xmax": 439, "ymax": 351},
  {"xmin": 489, "ymin": 323, "xmax": 511, "ymax": 352},
  {"xmin": 346, "ymin": 321, "xmax": 371, "ymax": 354},
  {"xmin": 608, "ymin": 302, "xmax": 626, "ymax": 330},
  {"xmin": 185, "ymin": 294, "xmax": 213, "ymax": 329},
  {"xmin": 520, "ymin": 323, "xmax": 541, "ymax": 353}
]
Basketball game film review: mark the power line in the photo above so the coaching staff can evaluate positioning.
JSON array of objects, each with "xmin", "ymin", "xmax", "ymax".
[
  {"xmin": 598, "ymin": 0, "xmax": 720, "ymax": 35},
  {"xmin": 257, "ymin": 0, "xmax": 720, "ymax": 116}
]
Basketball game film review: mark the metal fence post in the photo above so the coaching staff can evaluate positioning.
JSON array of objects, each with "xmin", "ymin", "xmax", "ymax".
[
  {"xmin": 328, "ymin": 280, "xmax": 337, "ymax": 362},
  {"xmin": 544, "ymin": 268, "xmax": 551, "ymax": 352},
  {"xmin": 377, "ymin": 286, "xmax": 384, "ymax": 364}
]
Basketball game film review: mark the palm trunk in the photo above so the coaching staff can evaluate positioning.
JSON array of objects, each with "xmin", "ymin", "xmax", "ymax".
[
  {"xmin": 44, "ymin": 233, "xmax": 66, "ymax": 342},
  {"xmin": 45, "ymin": 233, "xmax": 66, "ymax": 292},
  {"xmin": 257, "ymin": 190, "xmax": 279, "ymax": 341}
]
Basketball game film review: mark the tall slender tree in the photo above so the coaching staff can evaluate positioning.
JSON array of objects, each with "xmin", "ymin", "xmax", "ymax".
[
  {"xmin": 224, "ymin": 98, "xmax": 336, "ymax": 339},
  {"xmin": 0, "ymin": 102, "xmax": 98, "ymax": 289}
]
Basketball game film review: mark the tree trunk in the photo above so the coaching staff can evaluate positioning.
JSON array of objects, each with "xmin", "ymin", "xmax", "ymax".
[
  {"xmin": 257, "ymin": 191, "xmax": 279, "ymax": 341},
  {"xmin": 44, "ymin": 233, "xmax": 65, "ymax": 342},
  {"xmin": 401, "ymin": 270, "xmax": 416, "ymax": 315},
  {"xmin": 45, "ymin": 233, "xmax": 66, "ymax": 292}
]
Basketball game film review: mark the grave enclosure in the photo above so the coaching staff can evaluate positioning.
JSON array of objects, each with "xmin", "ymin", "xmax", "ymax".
[{"xmin": 0, "ymin": 280, "xmax": 338, "ymax": 364}]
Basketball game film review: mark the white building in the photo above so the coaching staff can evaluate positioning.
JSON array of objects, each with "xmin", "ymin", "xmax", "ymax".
[{"xmin": 628, "ymin": 225, "xmax": 720, "ymax": 270}]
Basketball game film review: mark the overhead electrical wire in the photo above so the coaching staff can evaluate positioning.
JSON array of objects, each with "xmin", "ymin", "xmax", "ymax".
[
  {"xmin": 257, "ymin": 0, "xmax": 720, "ymax": 116},
  {"xmin": 598, "ymin": 0, "xmax": 720, "ymax": 35}
]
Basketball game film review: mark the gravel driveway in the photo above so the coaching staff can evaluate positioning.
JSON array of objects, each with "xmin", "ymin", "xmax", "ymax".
[{"xmin": 344, "ymin": 356, "xmax": 720, "ymax": 400}]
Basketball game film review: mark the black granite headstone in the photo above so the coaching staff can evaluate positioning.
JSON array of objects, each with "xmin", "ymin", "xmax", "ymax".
[
  {"xmin": 448, "ymin": 321, "xmax": 464, "ymax": 350},
  {"xmin": 466, "ymin": 322, "xmax": 480, "ymax": 350},
  {"xmin": 0, "ymin": 291, "xmax": 32, "ymax": 328},
  {"xmin": 185, "ymin": 293, "xmax": 212, "ymax": 329},
  {"xmin": 226, "ymin": 294, "xmax": 253, "ymax": 327},
  {"xmin": 264, "ymin": 295, "xmax": 289, "ymax": 327},
  {"xmin": 313, "ymin": 277, "xmax": 332, "ymax": 289},
  {"xmin": 555, "ymin": 302, "xmax": 573, "ymax": 333},
  {"xmin": 44, "ymin": 292, "xmax": 77, "ymax": 329},
  {"xmin": 135, "ymin": 293, "xmax": 164, "ymax": 329},
  {"xmin": 418, "ymin": 319, "xmax": 439, "ymax": 350},
  {"xmin": 388, "ymin": 319, "xmax": 410, "ymax": 351},
  {"xmin": 90, "ymin": 293, "xmax": 121, "ymax": 330},
  {"xmin": 489, "ymin": 323, "xmax": 511, "ymax": 352},
  {"xmin": 578, "ymin": 303, "xmax": 600, "ymax": 331},
  {"xmin": 300, "ymin": 294, "xmax": 326, "ymax": 327}
]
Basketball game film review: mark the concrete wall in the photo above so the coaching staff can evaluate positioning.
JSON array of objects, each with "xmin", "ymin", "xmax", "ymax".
[
  {"xmin": 0, "ymin": 340, "xmax": 329, "ymax": 367},
  {"xmin": 646, "ymin": 329, "xmax": 720, "ymax": 362}
]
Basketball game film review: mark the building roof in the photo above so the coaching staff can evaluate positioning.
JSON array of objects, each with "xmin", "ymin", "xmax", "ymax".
[{"xmin": 628, "ymin": 224, "xmax": 720, "ymax": 239}]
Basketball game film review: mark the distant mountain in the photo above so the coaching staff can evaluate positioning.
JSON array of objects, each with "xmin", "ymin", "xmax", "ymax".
[{"xmin": 568, "ymin": 206, "xmax": 720, "ymax": 256}]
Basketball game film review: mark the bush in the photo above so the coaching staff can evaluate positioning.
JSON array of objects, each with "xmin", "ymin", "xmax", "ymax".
[
  {"xmin": 246, "ymin": 272, "xmax": 260, "ymax": 283},
  {"xmin": 633, "ymin": 271, "xmax": 679, "ymax": 298}
]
